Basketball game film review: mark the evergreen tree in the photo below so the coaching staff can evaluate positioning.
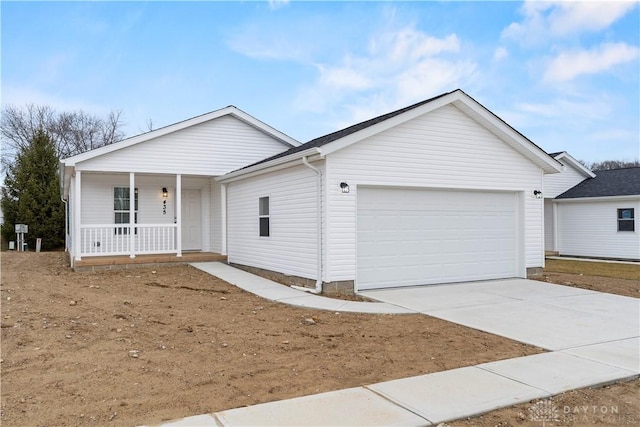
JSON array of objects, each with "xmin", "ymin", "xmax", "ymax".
[{"xmin": 1, "ymin": 129, "xmax": 64, "ymax": 250}]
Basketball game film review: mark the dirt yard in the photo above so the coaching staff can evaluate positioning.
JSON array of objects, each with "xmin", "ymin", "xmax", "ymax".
[{"xmin": 0, "ymin": 253, "xmax": 638, "ymax": 426}]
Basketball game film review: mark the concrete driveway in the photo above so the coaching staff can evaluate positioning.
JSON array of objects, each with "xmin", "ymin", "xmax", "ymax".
[{"xmin": 360, "ymin": 279, "xmax": 640, "ymax": 352}]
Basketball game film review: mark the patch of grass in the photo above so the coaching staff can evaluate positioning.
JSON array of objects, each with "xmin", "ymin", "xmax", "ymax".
[{"xmin": 544, "ymin": 259, "xmax": 640, "ymax": 281}]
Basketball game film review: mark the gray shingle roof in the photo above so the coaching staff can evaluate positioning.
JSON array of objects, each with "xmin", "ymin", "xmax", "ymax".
[{"xmin": 556, "ymin": 167, "xmax": 640, "ymax": 199}]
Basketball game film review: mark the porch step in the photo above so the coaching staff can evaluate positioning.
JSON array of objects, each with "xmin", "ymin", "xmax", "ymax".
[{"xmin": 73, "ymin": 252, "xmax": 227, "ymax": 272}]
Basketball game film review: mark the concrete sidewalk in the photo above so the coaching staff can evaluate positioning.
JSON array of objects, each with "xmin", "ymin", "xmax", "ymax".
[
  {"xmin": 152, "ymin": 338, "xmax": 638, "ymax": 426},
  {"xmin": 147, "ymin": 264, "xmax": 639, "ymax": 426}
]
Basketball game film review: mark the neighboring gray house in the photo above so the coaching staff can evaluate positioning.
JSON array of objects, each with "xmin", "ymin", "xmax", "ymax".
[
  {"xmin": 543, "ymin": 152, "xmax": 596, "ymax": 252},
  {"xmin": 551, "ymin": 167, "xmax": 640, "ymax": 260}
]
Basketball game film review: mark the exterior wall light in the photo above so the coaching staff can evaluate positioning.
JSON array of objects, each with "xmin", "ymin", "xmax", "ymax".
[
  {"xmin": 162, "ymin": 187, "xmax": 168, "ymax": 198},
  {"xmin": 533, "ymin": 190, "xmax": 542, "ymax": 199},
  {"xmin": 340, "ymin": 182, "xmax": 350, "ymax": 193}
]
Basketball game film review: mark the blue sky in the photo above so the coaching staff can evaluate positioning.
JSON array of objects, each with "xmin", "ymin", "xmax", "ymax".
[{"xmin": 2, "ymin": 1, "xmax": 639, "ymax": 163}]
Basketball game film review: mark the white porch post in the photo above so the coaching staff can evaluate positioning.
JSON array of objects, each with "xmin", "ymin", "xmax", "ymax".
[
  {"xmin": 176, "ymin": 174, "xmax": 182, "ymax": 257},
  {"xmin": 552, "ymin": 201, "xmax": 558, "ymax": 252},
  {"xmin": 221, "ymin": 183, "xmax": 227, "ymax": 255},
  {"xmin": 74, "ymin": 171, "xmax": 82, "ymax": 261},
  {"xmin": 129, "ymin": 172, "xmax": 135, "ymax": 259}
]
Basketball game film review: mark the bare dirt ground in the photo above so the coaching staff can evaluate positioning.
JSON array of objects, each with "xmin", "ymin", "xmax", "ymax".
[
  {"xmin": 0, "ymin": 253, "xmax": 637, "ymax": 427},
  {"xmin": 447, "ymin": 379, "xmax": 639, "ymax": 427},
  {"xmin": 536, "ymin": 258, "xmax": 640, "ymax": 298},
  {"xmin": 0, "ymin": 252, "xmax": 540, "ymax": 427}
]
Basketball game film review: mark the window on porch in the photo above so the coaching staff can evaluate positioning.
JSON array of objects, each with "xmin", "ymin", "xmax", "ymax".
[{"xmin": 114, "ymin": 187, "xmax": 138, "ymax": 234}]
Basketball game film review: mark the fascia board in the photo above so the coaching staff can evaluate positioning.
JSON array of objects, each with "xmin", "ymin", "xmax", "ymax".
[
  {"xmin": 554, "ymin": 152, "xmax": 596, "ymax": 178},
  {"xmin": 230, "ymin": 109, "xmax": 300, "ymax": 147},
  {"xmin": 217, "ymin": 148, "xmax": 322, "ymax": 183},
  {"xmin": 555, "ymin": 195, "xmax": 640, "ymax": 203}
]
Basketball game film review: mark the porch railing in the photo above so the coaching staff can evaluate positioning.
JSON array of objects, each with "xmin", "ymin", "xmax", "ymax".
[{"xmin": 80, "ymin": 224, "xmax": 178, "ymax": 257}]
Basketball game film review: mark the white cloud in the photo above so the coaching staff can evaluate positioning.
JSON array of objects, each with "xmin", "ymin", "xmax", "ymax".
[
  {"xmin": 317, "ymin": 63, "xmax": 373, "ymax": 91},
  {"xmin": 268, "ymin": 0, "xmax": 289, "ymax": 11},
  {"xmin": 493, "ymin": 47, "xmax": 508, "ymax": 62},
  {"xmin": 515, "ymin": 97, "xmax": 613, "ymax": 122},
  {"xmin": 543, "ymin": 42, "xmax": 639, "ymax": 83},
  {"xmin": 294, "ymin": 27, "xmax": 475, "ymax": 125},
  {"xmin": 502, "ymin": 0, "xmax": 637, "ymax": 44}
]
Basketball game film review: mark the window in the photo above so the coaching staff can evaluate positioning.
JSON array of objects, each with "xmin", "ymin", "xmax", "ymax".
[
  {"xmin": 259, "ymin": 196, "xmax": 270, "ymax": 237},
  {"xmin": 114, "ymin": 187, "xmax": 138, "ymax": 234},
  {"xmin": 617, "ymin": 208, "xmax": 635, "ymax": 232}
]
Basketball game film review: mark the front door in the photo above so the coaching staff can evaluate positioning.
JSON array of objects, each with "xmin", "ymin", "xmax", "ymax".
[{"xmin": 181, "ymin": 189, "xmax": 202, "ymax": 251}]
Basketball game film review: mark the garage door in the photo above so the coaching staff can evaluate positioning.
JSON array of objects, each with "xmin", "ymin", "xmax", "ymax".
[{"xmin": 357, "ymin": 187, "xmax": 519, "ymax": 290}]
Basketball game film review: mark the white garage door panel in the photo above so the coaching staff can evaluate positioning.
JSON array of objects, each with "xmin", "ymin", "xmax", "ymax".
[{"xmin": 357, "ymin": 188, "xmax": 518, "ymax": 290}]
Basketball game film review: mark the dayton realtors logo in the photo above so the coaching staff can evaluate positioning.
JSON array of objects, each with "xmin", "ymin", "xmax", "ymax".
[
  {"xmin": 529, "ymin": 401, "xmax": 635, "ymax": 425},
  {"xmin": 529, "ymin": 400, "xmax": 560, "ymax": 426}
]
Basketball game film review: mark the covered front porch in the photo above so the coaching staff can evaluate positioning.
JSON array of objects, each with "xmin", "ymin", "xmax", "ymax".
[{"xmin": 68, "ymin": 170, "xmax": 224, "ymax": 267}]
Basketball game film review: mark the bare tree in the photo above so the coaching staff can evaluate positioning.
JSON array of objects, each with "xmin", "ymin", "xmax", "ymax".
[
  {"xmin": 144, "ymin": 118, "xmax": 154, "ymax": 132},
  {"xmin": 1, "ymin": 104, "xmax": 125, "ymax": 170},
  {"xmin": 581, "ymin": 159, "xmax": 640, "ymax": 171}
]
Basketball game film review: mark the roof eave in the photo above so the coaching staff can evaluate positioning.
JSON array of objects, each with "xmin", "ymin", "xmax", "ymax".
[
  {"xmin": 554, "ymin": 152, "xmax": 596, "ymax": 178},
  {"xmin": 217, "ymin": 147, "xmax": 322, "ymax": 183},
  {"xmin": 555, "ymin": 194, "xmax": 640, "ymax": 202}
]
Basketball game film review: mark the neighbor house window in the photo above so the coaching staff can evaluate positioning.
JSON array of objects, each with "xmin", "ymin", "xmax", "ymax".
[
  {"xmin": 114, "ymin": 187, "xmax": 138, "ymax": 234},
  {"xmin": 617, "ymin": 208, "xmax": 635, "ymax": 232},
  {"xmin": 259, "ymin": 196, "xmax": 270, "ymax": 237}
]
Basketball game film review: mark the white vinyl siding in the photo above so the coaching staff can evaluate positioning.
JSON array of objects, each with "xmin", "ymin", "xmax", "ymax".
[
  {"xmin": 325, "ymin": 104, "xmax": 544, "ymax": 282},
  {"xmin": 226, "ymin": 164, "xmax": 320, "ymax": 279},
  {"xmin": 557, "ymin": 198, "xmax": 640, "ymax": 260},
  {"xmin": 544, "ymin": 160, "xmax": 589, "ymax": 198},
  {"xmin": 544, "ymin": 199, "xmax": 555, "ymax": 251},
  {"xmin": 357, "ymin": 188, "xmax": 519, "ymax": 290},
  {"xmin": 76, "ymin": 115, "xmax": 289, "ymax": 175}
]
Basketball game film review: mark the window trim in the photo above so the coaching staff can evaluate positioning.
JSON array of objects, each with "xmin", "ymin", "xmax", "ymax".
[
  {"xmin": 259, "ymin": 196, "xmax": 270, "ymax": 237},
  {"xmin": 114, "ymin": 187, "xmax": 139, "ymax": 235},
  {"xmin": 617, "ymin": 208, "xmax": 635, "ymax": 232}
]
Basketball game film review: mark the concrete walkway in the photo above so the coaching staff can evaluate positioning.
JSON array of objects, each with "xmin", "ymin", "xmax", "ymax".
[
  {"xmin": 191, "ymin": 262, "xmax": 414, "ymax": 314},
  {"xmin": 147, "ymin": 265, "xmax": 640, "ymax": 427}
]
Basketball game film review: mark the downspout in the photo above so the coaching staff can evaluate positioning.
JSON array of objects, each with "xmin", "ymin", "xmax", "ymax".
[{"xmin": 294, "ymin": 155, "xmax": 323, "ymax": 294}]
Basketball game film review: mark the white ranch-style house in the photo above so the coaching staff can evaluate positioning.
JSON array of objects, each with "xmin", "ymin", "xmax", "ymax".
[{"xmin": 61, "ymin": 89, "xmax": 569, "ymax": 292}]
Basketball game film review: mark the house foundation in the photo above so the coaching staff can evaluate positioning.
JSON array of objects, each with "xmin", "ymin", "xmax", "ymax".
[
  {"xmin": 526, "ymin": 267, "xmax": 543, "ymax": 277},
  {"xmin": 230, "ymin": 264, "xmax": 355, "ymax": 296}
]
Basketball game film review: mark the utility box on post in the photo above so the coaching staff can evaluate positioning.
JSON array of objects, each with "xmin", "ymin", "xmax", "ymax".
[{"xmin": 15, "ymin": 224, "xmax": 28, "ymax": 252}]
